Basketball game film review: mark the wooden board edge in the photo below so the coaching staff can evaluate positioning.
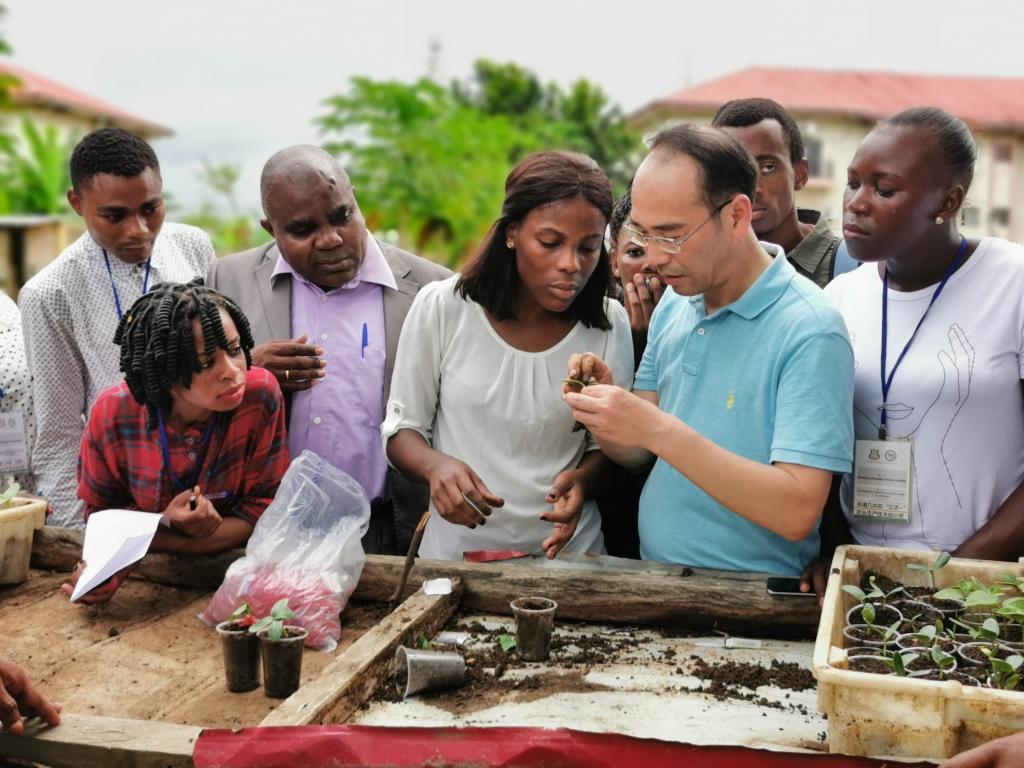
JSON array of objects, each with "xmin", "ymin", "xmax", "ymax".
[
  {"xmin": 0, "ymin": 714, "xmax": 199, "ymax": 768},
  {"xmin": 260, "ymin": 577, "xmax": 464, "ymax": 727}
]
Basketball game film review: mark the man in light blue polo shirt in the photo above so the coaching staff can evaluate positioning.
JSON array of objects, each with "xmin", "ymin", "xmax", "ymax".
[{"xmin": 563, "ymin": 124, "xmax": 854, "ymax": 575}]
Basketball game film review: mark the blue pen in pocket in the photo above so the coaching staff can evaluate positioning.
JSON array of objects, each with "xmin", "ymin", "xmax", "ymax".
[{"xmin": 361, "ymin": 322, "xmax": 368, "ymax": 358}]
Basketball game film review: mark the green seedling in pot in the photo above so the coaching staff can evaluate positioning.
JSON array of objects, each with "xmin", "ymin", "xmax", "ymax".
[
  {"xmin": 931, "ymin": 646, "xmax": 957, "ymax": 679},
  {"xmin": 226, "ymin": 602, "xmax": 256, "ymax": 630},
  {"xmin": 934, "ymin": 577, "xmax": 1002, "ymax": 603},
  {"xmin": 995, "ymin": 596, "xmax": 1024, "ymax": 643},
  {"xmin": 986, "ymin": 652, "xmax": 1023, "ymax": 690},
  {"xmin": 911, "ymin": 619, "xmax": 953, "ymax": 649},
  {"xmin": 995, "ymin": 573, "xmax": 1024, "ymax": 595},
  {"xmin": 248, "ymin": 598, "xmax": 296, "ymax": 642},
  {"xmin": 955, "ymin": 616, "xmax": 1006, "ymax": 651},
  {"xmin": 907, "ymin": 551, "xmax": 951, "ymax": 590},
  {"xmin": 886, "ymin": 650, "xmax": 928, "ymax": 678},
  {"xmin": 0, "ymin": 481, "xmax": 21, "ymax": 509}
]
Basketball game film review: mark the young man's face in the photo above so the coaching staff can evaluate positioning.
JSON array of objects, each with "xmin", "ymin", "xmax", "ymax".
[
  {"xmin": 719, "ymin": 120, "xmax": 807, "ymax": 241},
  {"xmin": 68, "ymin": 166, "xmax": 165, "ymax": 264}
]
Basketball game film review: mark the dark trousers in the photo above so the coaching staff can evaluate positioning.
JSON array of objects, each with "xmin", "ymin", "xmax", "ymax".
[{"xmin": 361, "ymin": 499, "xmax": 398, "ymax": 555}]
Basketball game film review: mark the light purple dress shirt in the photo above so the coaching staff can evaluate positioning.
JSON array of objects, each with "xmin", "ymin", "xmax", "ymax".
[{"xmin": 272, "ymin": 234, "xmax": 396, "ymax": 501}]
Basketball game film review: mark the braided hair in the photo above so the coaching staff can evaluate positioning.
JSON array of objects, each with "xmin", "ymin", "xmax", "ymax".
[{"xmin": 114, "ymin": 279, "xmax": 255, "ymax": 424}]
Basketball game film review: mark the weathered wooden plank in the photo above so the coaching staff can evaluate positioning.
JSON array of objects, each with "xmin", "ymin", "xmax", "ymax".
[
  {"xmin": 353, "ymin": 557, "xmax": 820, "ymax": 636},
  {"xmin": 0, "ymin": 714, "xmax": 198, "ymax": 768},
  {"xmin": 31, "ymin": 527, "xmax": 818, "ymax": 634},
  {"xmin": 260, "ymin": 577, "xmax": 463, "ymax": 727}
]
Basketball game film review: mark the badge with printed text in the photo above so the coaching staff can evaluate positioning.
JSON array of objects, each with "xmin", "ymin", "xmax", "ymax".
[
  {"xmin": 852, "ymin": 438, "xmax": 913, "ymax": 523},
  {"xmin": 0, "ymin": 410, "xmax": 29, "ymax": 474}
]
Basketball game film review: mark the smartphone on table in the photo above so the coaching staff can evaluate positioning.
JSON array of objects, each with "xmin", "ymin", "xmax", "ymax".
[{"xmin": 766, "ymin": 576, "xmax": 815, "ymax": 597}]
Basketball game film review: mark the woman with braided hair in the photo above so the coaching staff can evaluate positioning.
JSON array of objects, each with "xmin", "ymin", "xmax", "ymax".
[{"xmin": 62, "ymin": 279, "xmax": 290, "ymax": 604}]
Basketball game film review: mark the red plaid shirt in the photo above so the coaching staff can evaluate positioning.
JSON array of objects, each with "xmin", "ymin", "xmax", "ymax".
[{"xmin": 78, "ymin": 366, "xmax": 289, "ymax": 526}]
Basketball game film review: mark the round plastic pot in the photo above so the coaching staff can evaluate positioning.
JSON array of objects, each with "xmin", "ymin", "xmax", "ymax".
[
  {"xmin": 842, "ymin": 624, "xmax": 886, "ymax": 649},
  {"xmin": 259, "ymin": 625, "xmax": 308, "ymax": 699},
  {"xmin": 511, "ymin": 597, "xmax": 558, "ymax": 662},
  {"xmin": 215, "ymin": 621, "xmax": 261, "ymax": 693},
  {"xmin": 847, "ymin": 654, "xmax": 894, "ymax": 675},
  {"xmin": 394, "ymin": 646, "xmax": 466, "ymax": 699},
  {"xmin": 846, "ymin": 603, "xmax": 903, "ymax": 628},
  {"xmin": 957, "ymin": 641, "xmax": 1015, "ymax": 668}
]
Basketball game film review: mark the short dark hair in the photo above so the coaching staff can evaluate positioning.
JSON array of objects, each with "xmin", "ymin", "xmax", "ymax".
[
  {"xmin": 609, "ymin": 186, "xmax": 632, "ymax": 249},
  {"xmin": 114, "ymin": 279, "xmax": 255, "ymax": 425},
  {"xmin": 647, "ymin": 124, "xmax": 758, "ymax": 212},
  {"xmin": 711, "ymin": 98, "xmax": 805, "ymax": 165},
  {"xmin": 457, "ymin": 150, "xmax": 614, "ymax": 330},
  {"xmin": 70, "ymin": 128, "xmax": 160, "ymax": 192},
  {"xmin": 884, "ymin": 107, "xmax": 977, "ymax": 192}
]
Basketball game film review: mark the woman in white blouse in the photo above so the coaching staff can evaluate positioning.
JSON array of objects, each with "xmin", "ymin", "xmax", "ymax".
[{"xmin": 383, "ymin": 151, "xmax": 634, "ymax": 561}]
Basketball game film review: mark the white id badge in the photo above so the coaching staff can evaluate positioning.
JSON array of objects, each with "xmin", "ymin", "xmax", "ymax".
[
  {"xmin": 852, "ymin": 438, "xmax": 912, "ymax": 523},
  {"xmin": 0, "ymin": 410, "xmax": 29, "ymax": 474}
]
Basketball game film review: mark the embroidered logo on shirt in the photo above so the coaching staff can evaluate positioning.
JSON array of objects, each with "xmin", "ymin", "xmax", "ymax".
[{"xmin": 726, "ymin": 392, "xmax": 735, "ymax": 410}]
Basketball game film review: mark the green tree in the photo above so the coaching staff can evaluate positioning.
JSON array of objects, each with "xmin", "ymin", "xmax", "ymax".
[{"xmin": 318, "ymin": 61, "xmax": 642, "ymax": 266}]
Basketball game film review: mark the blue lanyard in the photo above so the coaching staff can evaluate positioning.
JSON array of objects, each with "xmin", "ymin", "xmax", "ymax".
[
  {"xmin": 157, "ymin": 410, "xmax": 216, "ymax": 494},
  {"xmin": 879, "ymin": 236, "xmax": 968, "ymax": 439},
  {"xmin": 103, "ymin": 248, "xmax": 152, "ymax": 321}
]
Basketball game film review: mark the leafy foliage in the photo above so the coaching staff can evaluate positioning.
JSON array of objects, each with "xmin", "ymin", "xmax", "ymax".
[
  {"xmin": 318, "ymin": 60, "xmax": 644, "ymax": 267},
  {"xmin": 0, "ymin": 118, "xmax": 75, "ymax": 215},
  {"xmin": 498, "ymin": 633, "xmax": 517, "ymax": 652},
  {"xmin": 249, "ymin": 598, "xmax": 296, "ymax": 642}
]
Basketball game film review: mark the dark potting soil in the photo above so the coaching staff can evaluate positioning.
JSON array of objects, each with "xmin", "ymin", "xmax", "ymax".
[
  {"xmin": 848, "ymin": 657, "xmax": 891, "ymax": 674},
  {"xmin": 687, "ymin": 656, "xmax": 815, "ymax": 692},
  {"xmin": 902, "ymin": 587, "xmax": 963, "ymax": 614},
  {"xmin": 861, "ymin": 571, "xmax": 902, "ymax": 596},
  {"xmin": 959, "ymin": 643, "xmax": 1013, "ymax": 665},
  {"xmin": 850, "ymin": 604, "xmax": 901, "ymax": 625}
]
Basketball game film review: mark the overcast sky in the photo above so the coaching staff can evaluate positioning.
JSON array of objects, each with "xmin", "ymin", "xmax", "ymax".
[{"xmin": 7, "ymin": 0, "xmax": 1024, "ymax": 214}]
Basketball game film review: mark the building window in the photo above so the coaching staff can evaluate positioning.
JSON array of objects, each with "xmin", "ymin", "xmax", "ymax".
[
  {"xmin": 994, "ymin": 143, "xmax": 1013, "ymax": 163},
  {"xmin": 989, "ymin": 207, "xmax": 1011, "ymax": 227},
  {"xmin": 805, "ymin": 137, "xmax": 825, "ymax": 178},
  {"xmin": 961, "ymin": 207, "xmax": 980, "ymax": 228}
]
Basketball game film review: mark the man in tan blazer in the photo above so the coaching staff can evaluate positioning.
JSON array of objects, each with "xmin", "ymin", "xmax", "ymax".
[{"xmin": 208, "ymin": 146, "xmax": 451, "ymax": 554}]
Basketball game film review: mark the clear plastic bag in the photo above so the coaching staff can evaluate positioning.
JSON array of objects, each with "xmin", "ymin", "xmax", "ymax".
[{"xmin": 199, "ymin": 450, "xmax": 371, "ymax": 651}]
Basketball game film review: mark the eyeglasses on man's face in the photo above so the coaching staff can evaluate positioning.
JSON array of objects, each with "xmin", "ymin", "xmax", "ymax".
[{"xmin": 623, "ymin": 197, "xmax": 732, "ymax": 255}]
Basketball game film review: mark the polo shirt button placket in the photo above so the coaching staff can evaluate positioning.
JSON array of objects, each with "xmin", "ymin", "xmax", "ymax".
[{"xmin": 697, "ymin": 328, "xmax": 706, "ymax": 336}]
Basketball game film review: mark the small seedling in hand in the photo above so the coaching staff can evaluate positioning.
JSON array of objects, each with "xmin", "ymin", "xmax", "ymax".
[
  {"xmin": 227, "ymin": 602, "xmax": 256, "ymax": 630},
  {"xmin": 498, "ymin": 633, "xmax": 517, "ymax": 653},
  {"xmin": 907, "ymin": 551, "xmax": 950, "ymax": 590},
  {"xmin": 0, "ymin": 481, "xmax": 21, "ymax": 509},
  {"xmin": 249, "ymin": 598, "xmax": 295, "ymax": 642},
  {"xmin": 562, "ymin": 376, "xmax": 596, "ymax": 433}
]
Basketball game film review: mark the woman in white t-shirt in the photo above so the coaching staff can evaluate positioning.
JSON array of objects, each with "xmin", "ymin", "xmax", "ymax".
[
  {"xmin": 382, "ymin": 151, "xmax": 633, "ymax": 561},
  {"xmin": 821, "ymin": 107, "xmax": 1024, "ymax": 568}
]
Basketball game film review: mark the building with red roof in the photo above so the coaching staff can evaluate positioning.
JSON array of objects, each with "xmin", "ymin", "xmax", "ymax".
[
  {"xmin": 0, "ymin": 60, "xmax": 171, "ymax": 139},
  {"xmin": 630, "ymin": 67, "xmax": 1024, "ymax": 241}
]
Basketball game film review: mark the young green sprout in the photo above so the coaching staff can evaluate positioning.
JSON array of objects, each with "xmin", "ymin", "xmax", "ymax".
[
  {"xmin": 227, "ymin": 602, "xmax": 255, "ymax": 628},
  {"xmin": 0, "ymin": 481, "xmax": 21, "ymax": 509},
  {"xmin": 907, "ymin": 551, "xmax": 951, "ymax": 590},
  {"xmin": 887, "ymin": 650, "xmax": 929, "ymax": 678},
  {"xmin": 930, "ymin": 646, "xmax": 956, "ymax": 678},
  {"xmin": 249, "ymin": 598, "xmax": 296, "ymax": 642},
  {"xmin": 987, "ymin": 652, "xmax": 1023, "ymax": 691}
]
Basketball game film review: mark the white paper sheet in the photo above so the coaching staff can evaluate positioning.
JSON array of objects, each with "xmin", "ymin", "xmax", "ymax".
[
  {"xmin": 422, "ymin": 578, "xmax": 453, "ymax": 595},
  {"xmin": 70, "ymin": 509, "xmax": 165, "ymax": 602}
]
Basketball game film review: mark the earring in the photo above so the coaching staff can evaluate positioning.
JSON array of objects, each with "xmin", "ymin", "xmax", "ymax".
[
  {"xmin": 506, "ymin": 239, "xmax": 514, "ymax": 249},
  {"xmin": 935, "ymin": 215, "xmax": 944, "ymax": 225}
]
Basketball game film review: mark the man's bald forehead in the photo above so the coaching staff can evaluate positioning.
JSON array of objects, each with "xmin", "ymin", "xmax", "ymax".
[{"xmin": 260, "ymin": 145, "xmax": 351, "ymax": 213}]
